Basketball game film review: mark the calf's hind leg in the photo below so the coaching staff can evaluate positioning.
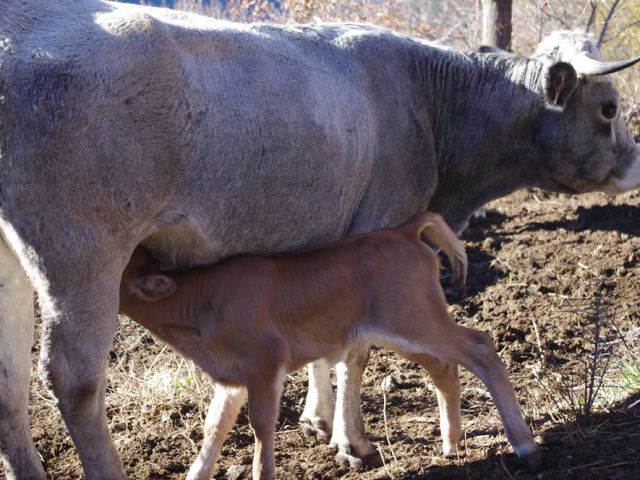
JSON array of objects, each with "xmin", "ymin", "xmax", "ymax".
[
  {"xmin": 188, "ymin": 385, "xmax": 247, "ymax": 480},
  {"xmin": 448, "ymin": 326, "xmax": 540, "ymax": 469},
  {"xmin": 0, "ymin": 238, "xmax": 45, "ymax": 480},
  {"xmin": 401, "ymin": 353, "xmax": 461, "ymax": 456},
  {"xmin": 382, "ymin": 318, "xmax": 539, "ymax": 470}
]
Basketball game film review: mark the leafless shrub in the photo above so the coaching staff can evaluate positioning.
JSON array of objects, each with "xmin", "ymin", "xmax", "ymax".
[{"xmin": 533, "ymin": 284, "xmax": 618, "ymax": 421}]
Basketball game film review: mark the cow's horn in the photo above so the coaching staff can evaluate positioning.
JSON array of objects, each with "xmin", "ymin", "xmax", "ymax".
[{"xmin": 572, "ymin": 52, "xmax": 640, "ymax": 76}]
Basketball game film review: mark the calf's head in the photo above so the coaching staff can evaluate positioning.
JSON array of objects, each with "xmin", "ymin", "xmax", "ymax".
[
  {"xmin": 120, "ymin": 247, "xmax": 177, "ymax": 307},
  {"xmin": 533, "ymin": 31, "xmax": 640, "ymax": 194}
]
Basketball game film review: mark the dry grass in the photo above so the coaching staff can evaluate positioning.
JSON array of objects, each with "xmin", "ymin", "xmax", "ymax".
[{"xmin": 104, "ymin": 317, "xmax": 212, "ymax": 458}]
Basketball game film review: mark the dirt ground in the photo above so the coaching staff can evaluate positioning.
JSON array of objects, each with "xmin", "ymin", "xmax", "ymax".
[{"xmin": 7, "ymin": 188, "xmax": 640, "ymax": 479}]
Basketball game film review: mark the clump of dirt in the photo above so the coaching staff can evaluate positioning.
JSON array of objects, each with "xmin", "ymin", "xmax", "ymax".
[{"xmin": 7, "ymin": 189, "xmax": 640, "ymax": 479}]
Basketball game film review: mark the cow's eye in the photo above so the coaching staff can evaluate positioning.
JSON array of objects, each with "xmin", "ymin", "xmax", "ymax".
[{"xmin": 601, "ymin": 103, "xmax": 618, "ymax": 120}]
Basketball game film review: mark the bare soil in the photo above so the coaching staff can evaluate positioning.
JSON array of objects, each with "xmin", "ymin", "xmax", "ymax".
[{"xmin": 9, "ymin": 188, "xmax": 640, "ymax": 479}]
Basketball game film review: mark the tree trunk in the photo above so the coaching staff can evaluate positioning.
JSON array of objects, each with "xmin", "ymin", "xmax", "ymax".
[{"xmin": 481, "ymin": 0, "xmax": 513, "ymax": 51}]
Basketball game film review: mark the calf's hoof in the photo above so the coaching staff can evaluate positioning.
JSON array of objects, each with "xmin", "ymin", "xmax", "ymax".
[
  {"xmin": 299, "ymin": 417, "xmax": 332, "ymax": 442},
  {"xmin": 333, "ymin": 444, "xmax": 383, "ymax": 470},
  {"xmin": 442, "ymin": 440, "xmax": 461, "ymax": 458}
]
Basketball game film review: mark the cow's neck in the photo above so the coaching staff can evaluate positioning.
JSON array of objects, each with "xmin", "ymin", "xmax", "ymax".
[{"xmin": 412, "ymin": 48, "xmax": 548, "ymax": 228}]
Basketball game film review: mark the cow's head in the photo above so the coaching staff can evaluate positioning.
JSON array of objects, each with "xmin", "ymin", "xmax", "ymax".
[{"xmin": 533, "ymin": 31, "xmax": 640, "ymax": 194}]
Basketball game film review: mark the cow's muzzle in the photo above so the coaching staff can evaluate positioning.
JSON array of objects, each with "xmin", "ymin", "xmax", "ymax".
[{"xmin": 604, "ymin": 150, "xmax": 640, "ymax": 193}]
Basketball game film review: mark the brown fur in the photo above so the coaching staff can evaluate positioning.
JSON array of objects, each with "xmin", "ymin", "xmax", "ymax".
[{"xmin": 119, "ymin": 212, "xmax": 538, "ymax": 479}]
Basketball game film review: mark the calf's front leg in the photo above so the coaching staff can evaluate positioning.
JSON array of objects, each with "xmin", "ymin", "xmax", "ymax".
[
  {"xmin": 401, "ymin": 353, "xmax": 462, "ymax": 456},
  {"xmin": 187, "ymin": 385, "xmax": 247, "ymax": 480},
  {"xmin": 245, "ymin": 366, "xmax": 286, "ymax": 480}
]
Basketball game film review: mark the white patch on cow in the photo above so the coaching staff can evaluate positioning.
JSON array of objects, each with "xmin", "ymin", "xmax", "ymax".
[
  {"xmin": 0, "ymin": 219, "xmax": 55, "ymax": 318},
  {"xmin": 0, "ymin": 234, "xmax": 41, "ymax": 474},
  {"xmin": 473, "ymin": 207, "xmax": 487, "ymax": 219},
  {"xmin": 612, "ymin": 152, "xmax": 640, "ymax": 192},
  {"xmin": 330, "ymin": 359, "xmax": 377, "ymax": 457}
]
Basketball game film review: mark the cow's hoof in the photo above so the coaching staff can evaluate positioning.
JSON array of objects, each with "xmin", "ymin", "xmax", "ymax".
[
  {"xmin": 522, "ymin": 448, "xmax": 542, "ymax": 473},
  {"xmin": 333, "ymin": 446, "xmax": 383, "ymax": 470},
  {"xmin": 516, "ymin": 442, "xmax": 542, "ymax": 473},
  {"xmin": 299, "ymin": 417, "xmax": 331, "ymax": 442}
]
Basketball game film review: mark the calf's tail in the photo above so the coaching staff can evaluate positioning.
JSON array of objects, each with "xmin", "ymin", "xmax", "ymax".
[{"xmin": 401, "ymin": 211, "xmax": 467, "ymax": 291}]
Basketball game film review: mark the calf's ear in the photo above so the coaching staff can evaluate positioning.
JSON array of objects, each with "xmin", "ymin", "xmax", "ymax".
[
  {"xmin": 133, "ymin": 274, "xmax": 177, "ymax": 302},
  {"xmin": 545, "ymin": 62, "xmax": 578, "ymax": 107}
]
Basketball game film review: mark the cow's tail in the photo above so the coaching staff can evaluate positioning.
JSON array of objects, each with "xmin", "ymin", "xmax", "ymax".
[{"xmin": 401, "ymin": 211, "xmax": 467, "ymax": 291}]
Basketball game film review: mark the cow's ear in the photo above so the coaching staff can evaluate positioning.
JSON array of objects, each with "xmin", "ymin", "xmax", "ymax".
[
  {"xmin": 133, "ymin": 275, "xmax": 177, "ymax": 302},
  {"xmin": 545, "ymin": 62, "xmax": 578, "ymax": 107}
]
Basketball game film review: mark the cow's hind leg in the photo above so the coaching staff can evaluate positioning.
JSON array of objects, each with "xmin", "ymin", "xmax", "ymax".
[
  {"xmin": 300, "ymin": 359, "xmax": 334, "ymax": 441},
  {"xmin": 0, "ymin": 238, "xmax": 45, "ymax": 480},
  {"xmin": 401, "ymin": 353, "xmax": 461, "ymax": 456},
  {"xmin": 330, "ymin": 343, "xmax": 382, "ymax": 469},
  {"xmin": 187, "ymin": 384, "xmax": 247, "ymax": 480},
  {"xmin": 38, "ymin": 260, "xmax": 128, "ymax": 479}
]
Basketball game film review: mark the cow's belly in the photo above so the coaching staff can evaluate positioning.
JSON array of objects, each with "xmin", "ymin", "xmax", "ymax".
[
  {"xmin": 142, "ymin": 142, "xmax": 372, "ymax": 270},
  {"xmin": 139, "ymin": 50, "xmax": 377, "ymax": 269}
]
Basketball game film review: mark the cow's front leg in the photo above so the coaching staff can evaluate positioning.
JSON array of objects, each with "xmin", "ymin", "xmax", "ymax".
[
  {"xmin": 0, "ymin": 238, "xmax": 45, "ymax": 480},
  {"xmin": 330, "ymin": 343, "xmax": 382, "ymax": 469},
  {"xmin": 38, "ymin": 267, "xmax": 127, "ymax": 479},
  {"xmin": 299, "ymin": 359, "xmax": 334, "ymax": 441}
]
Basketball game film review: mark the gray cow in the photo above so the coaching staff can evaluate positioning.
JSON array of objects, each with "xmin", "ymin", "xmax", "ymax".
[{"xmin": 1, "ymin": 1, "xmax": 640, "ymax": 478}]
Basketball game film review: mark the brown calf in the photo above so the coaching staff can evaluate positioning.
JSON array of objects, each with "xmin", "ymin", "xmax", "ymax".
[{"xmin": 119, "ymin": 212, "xmax": 540, "ymax": 479}]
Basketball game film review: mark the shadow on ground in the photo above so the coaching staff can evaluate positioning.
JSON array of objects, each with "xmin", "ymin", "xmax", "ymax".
[
  {"xmin": 440, "ymin": 209, "xmax": 510, "ymax": 302},
  {"xmin": 519, "ymin": 204, "xmax": 640, "ymax": 236},
  {"xmin": 402, "ymin": 392, "xmax": 640, "ymax": 480}
]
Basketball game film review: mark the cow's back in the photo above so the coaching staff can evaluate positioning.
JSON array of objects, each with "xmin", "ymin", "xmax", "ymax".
[{"xmin": 0, "ymin": 0, "xmax": 434, "ymax": 269}]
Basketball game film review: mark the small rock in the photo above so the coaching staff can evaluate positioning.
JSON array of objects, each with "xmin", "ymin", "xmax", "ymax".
[
  {"xmin": 225, "ymin": 464, "xmax": 247, "ymax": 480},
  {"xmin": 482, "ymin": 237, "xmax": 496, "ymax": 250},
  {"xmin": 617, "ymin": 267, "xmax": 627, "ymax": 277},
  {"xmin": 381, "ymin": 375, "xmax": 398, "ymax": 393}
]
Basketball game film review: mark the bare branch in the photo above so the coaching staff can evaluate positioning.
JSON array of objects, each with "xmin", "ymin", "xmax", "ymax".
[
  {"xmin": 539, "ymin": 7, "xmax": 572, "ymax": 30},
  {"xmin": 598, "ymin": 0, "xmax": 624, "ymax": 47},
  {"xmin": 585, "ymin": 1, "xmax": 598, "ymax": 33},
  {"xmin": 601, "ymin": 19, "xmax": 640, "ymax": 43}
]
